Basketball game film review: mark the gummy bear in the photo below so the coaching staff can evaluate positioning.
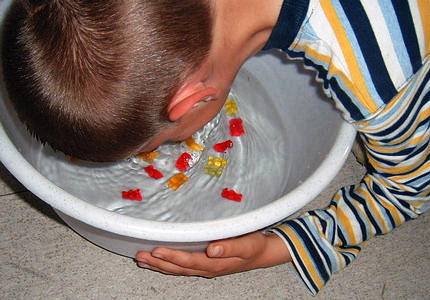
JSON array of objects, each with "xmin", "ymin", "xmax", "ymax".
[
  {"xmin": 213, "ymin": 140, "xmax": 233, "ymax": 153},
  {"xmin": 144, "ymin": 165, "xmax": 164, "ymax": 180},
  {"xmin": 122, "ymin": 189, "xmax": 143, "ymax": 201},
  {"xmin": 137, "ymin": 151, "xmax": 160, "ymax": 163},
  {"xmin": 185, "ymin": 137, "xmax": 205, "ymax": 151},
  {"xmin": 176, "ymin": 152, "xmax": 192, "ymax": 172},
  {"xmin": 225, "ymin": 97, "xmax": 238, "ymax": 116},
  {"xmin": 204, "ymin": 156, "xmax": 228, "ymax": 177},
  {"xmin": 167, "ymin": 173, "xmax": 189, "ymax": 191},
  {"xmin": 221, "ymin": 188, "xmax": 243, "ymax": 202},
  {"xmin": 229, "ymin": 118, "xmax": 245, "ymax": 136}
]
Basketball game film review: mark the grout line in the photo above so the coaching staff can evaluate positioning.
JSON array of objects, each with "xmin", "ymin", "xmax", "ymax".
[{"xmin": 0, "ymin": 190, "xmax": 28, "ymax": 197}]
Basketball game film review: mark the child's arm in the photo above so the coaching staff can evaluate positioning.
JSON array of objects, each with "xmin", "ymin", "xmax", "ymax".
[
  {"xmin": 136, "ymin": 231, "xmax": 291, "ymax": 277},
  {"xmin": 136, "ymin": 166, "xmax": 427, "ymax": 294}
]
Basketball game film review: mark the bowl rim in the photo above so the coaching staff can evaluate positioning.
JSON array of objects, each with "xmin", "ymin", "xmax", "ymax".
[
  {"xmin": 0, "ymin": 0, "xmax": 356, "ymax": 241},
  {"xmin": 0, "ymin": 117, "xmax": 356, "ymax": 242}
]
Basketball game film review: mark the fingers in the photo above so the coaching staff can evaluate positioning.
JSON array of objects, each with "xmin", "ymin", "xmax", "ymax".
[
  {"xmin": 136, "ymin": 252, "xmax": 209, "ymax": 277},
  {"xmin": 136, "ymin": 248, "xmax": 244, "ymax": 277},
  {"xmin": 151, "ymin": 248, "xmax": 211, "ymax": 272}
]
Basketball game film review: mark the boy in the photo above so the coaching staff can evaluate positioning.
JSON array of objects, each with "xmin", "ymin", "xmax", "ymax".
[{"xmin": 2, "ymin": 0, "xmax": 429, "ymax": 295}]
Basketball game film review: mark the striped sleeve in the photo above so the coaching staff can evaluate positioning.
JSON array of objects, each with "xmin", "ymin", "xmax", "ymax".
[
  {"xmin": 271, "ymin": 64, "xmax": 429, "ymax": 293},
  {"xmin": 266, "ymin": 0, "xmax": 430, "ymax": 295},
  {"xmin": 282, "ymin": 0, "xmax": 430, "ymax": 122}
]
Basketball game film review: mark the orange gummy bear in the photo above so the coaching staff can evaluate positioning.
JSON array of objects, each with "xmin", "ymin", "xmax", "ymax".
[
  {"xmin": 185, "ymin": 137, "xmax": 205, "ymax": 151},
  {"xmin": 167, "ymin": 173, "xmax": 189, "ymax": 191},
  {"xmin": 137, "ymin": 151, "xmax": 160, "ymax": 163}
]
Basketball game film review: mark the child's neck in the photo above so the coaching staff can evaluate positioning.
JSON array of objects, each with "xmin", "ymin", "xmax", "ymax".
[
  {"xmin": 212, "ymin": 0, "xmax": 283, "ymax": 62},
  {"xmin": 202, "ymin": 0, "xmax": 283, "ymax": 93}
]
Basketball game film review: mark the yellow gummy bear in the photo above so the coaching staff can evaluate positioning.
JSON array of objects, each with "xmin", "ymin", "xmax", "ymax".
[
  {"xmin": 185, "ymin": 137, "xmax": 205, "ymax": 151},
  {"xmin": 204, "ymin": 156, "xmax": 228, "ymax": 177},
  {"xmin": 137, "ymin": 151, "xmax": 159, "ymax": 163},
  {"xmin": 167, "ymin": 173, "xmax": 189, "ymax": 191},
  {"xmin": 225, "ymin": 97, "xmax": 238, "ymax": 116}
]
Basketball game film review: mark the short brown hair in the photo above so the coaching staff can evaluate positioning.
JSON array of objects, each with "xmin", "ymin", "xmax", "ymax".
[{"xmin": 2, "ymin": 0, "xmax": 212, "ymax": 161}]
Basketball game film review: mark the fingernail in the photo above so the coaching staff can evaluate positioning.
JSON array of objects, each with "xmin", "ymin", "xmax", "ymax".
[
  {"xmin": 152, "ymin": 252, "xmax": 163, "ymax": 259},
  {"xmin": 209, "ymin": 245, "xmax": 223, "ymax": 257},
  {"xmin": 138, "ymin": 263, "xmax": 151, "ymax": 269},
  {"xmin": 137, "ymin": 258, "xmax": 148, "ymax": 264}
]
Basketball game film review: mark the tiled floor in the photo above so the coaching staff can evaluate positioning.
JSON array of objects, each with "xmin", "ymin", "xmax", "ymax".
[{"xmin": 1, "ymin": 154, "xmax": 429, "ymax": 299}]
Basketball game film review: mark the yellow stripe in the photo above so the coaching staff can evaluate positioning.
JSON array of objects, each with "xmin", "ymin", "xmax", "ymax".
[
  {"xmin": 321, "ymin": 0, "xmax": 378, "ymax": 112},
  {"xmin": 366, "ymin": 128, "xmax": 429, "ymax": 154},
  {"xmin": 365, "ymin": 176, "xmax": 403, "ymax": 227},
  {"xmin": 294, "ymin": 43, "xmax": 363, "ymax": 105},
  {"xmin": 362, "ymin": 177, "xmax": 390, "ymax": 233},
  {"xmin": 367, "ymin": 149, "xmax": 430, "ymax": 176},
  {"xmin": 386, "ymin": 105, "xmax": 430, "ymax": 145},
  {"xmin": 364, "ymin": 99, "xmax": 430, "ymax": 150},
  {"xmin": 279, "ymin": 225, "xmax": 324, "ymax": 289},
  {"xmin": 358, "ymin": 62, "xmax": 430, "ymax": 132},
  {"xmin": 375, "ymin": 194, "xmax": 404, "ymax": 227},
  {"xmin": 367, "ymin": 155, "xmax": 411, "ymax": 174},
  {"xmin": 364, "ymin": 176, "xmax": 404, "ymax": 226},
  {"xmin": 342, "ymin": 247, "xmax": 360, "ymax": 256},
  {"xmin": 357, "ymin": 86, "xmax": 409, "ymax": 131},
  {"xmin": 417, "ymin": 0, "xmax": 430, "ymax": 55},
  {"xmin": 389, "ymin": 159, "xmax": 430, "ymax": 182},
  {"xmin": 336, "ymin": 205, "xmax": 357, "ymax": 245}
]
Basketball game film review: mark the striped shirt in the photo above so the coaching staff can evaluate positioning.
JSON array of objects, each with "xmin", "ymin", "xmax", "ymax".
[{"xmin": 263, "ymin": 0, "xmax": 430, "ymax": 294}]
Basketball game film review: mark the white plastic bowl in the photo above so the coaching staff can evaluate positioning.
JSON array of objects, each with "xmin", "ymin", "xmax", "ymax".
[{"xmin": 0, "ymin": 0, "xmax": 355, "ymax": 257}]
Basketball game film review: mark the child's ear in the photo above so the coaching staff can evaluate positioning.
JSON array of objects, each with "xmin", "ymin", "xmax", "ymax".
[{"xmin": 167, "ymin": 83, "xmax": 218, "ymax": 121}]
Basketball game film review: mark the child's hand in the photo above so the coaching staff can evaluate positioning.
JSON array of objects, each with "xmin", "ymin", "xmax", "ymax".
[{"xmin": 135, "ymin": 231, "xmax": 291, "ymax": 277}]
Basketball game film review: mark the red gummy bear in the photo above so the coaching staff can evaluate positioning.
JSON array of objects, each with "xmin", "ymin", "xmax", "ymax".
[
  {"xmin": 229, "ymin": 118, "xmax": 245, "ymax": 136},
  {"xmin": 176, "ymin": 152, "xmax": 192, "ymax": 172},
  {"xmin": 144, "ymin": 165, "xmax": 164, "ymax": 180},
  {"xmin": 122, "ymin": 189, "xmax": 143, "ymax": 201},
  {"xmin": 221, "ymin": 188, "xmax": 243, "ymax": 202},
  {"xmin": 213, "ymin": 140, "xmax": 233, "ymax": 153}
]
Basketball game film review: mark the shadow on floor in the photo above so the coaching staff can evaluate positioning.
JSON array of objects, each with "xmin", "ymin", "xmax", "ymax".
[
  {"xmin": 0, "ymin": 162, "xmax": 26, "ymax": 195},
  {"xmin": 0, "ymin": 162, "xmax": 65, "ymax": 226}
]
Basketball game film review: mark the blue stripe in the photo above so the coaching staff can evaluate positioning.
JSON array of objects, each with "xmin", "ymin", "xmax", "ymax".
[
  {"xmin": 405, "ymin": 173, "xmax": 430, "ymax": 191},
  {"xmin": 344, "ymin": 187, "xmax": 368, "ymax": 241},
  {"xmin": 362, "ymin": 79, "xmax": 417, "ymax": 127},
  {"xmin": 377, "ymin": 0, "xmax": 414, "ymax": 81},
  {"xmin": 372, "ymin": 183, "xmax": 412, "ymax": 221},
  {"xmin": 291, "ymin": 220, "xmax": 331, "ymax": 282},
  {"xmin": 340, "ymin": 0, "xmax": 398, "ymax": 103},
  {"xmin": 287, "ymin": 50, "xmax": 366, "ymax": 120},
  {"xmin": 300, "ymin": 217, "xmax": 335, "ymax": 274},
  {"xmin": 391, "ymin": 0, "xmax": 422, "ymax": 73},
  {"xmin": 414, "ymin": 179, "xmax": 430, "ymax": 193},
  {"xmin": 262, "ymin": 0, "xmax": 310, "ymax": 51},
  {"xmin": 365, "ymin": 179, "xmax": 396, "ymax": 229},
  {"xmin": 340, "ymin": 252, "xmax": 351, "ymax": 265},
  {"xmin": 375, "ymin": 70, "xmax": 430, "ymax": 138},
  {"xmin": 337, "ymin": 224, "xmax": 348, "ymax": 246},
  {"xmin": 272, "ymin": 228, "xmax": 319, "ymax": 293},
  {"xmin": 349, "ymin": 187, "xmax": 383, "ymax": 235},
  {"xmin": 380, "ymin": 102, "xmax": 429, "ymax": 143},
  {"xmin": 316, "ymin": 209, "xmax": 337, "ymax": 245},
  {"xmin": 368, "ymin": 146, "xmax": 415, "ymax": 159},
  {"xmin": 329, "ymin": 0, "xmax": 386, "ymax": 109}
]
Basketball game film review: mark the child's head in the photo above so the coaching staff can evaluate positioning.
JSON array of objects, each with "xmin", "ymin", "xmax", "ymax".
[
  {"xmin": 2, "ymin": 0, "xmax": 278, "ymax": 162},
  {"xmin": 2, "ymin": 0, "xmax": 214, "ymax": 161}
]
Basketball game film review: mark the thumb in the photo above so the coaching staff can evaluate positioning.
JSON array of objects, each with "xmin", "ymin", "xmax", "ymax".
[{"xmin": 207, "ymin": 236, "xmax": 254, "ymax": 259}]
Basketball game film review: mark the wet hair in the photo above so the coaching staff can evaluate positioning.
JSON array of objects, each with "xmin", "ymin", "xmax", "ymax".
[{"xmin": 2, "ymin": 0, "xmax": 212, "ymax": 161}]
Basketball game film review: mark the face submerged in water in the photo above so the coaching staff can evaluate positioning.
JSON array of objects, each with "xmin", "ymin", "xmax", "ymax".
[{"xmin": 136, "ymin": 61, "xmax": 232, "ymax": 154}]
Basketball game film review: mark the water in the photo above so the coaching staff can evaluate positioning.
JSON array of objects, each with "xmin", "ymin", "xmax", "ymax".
[{"xmin": 35, "ymin": 73, "xmax": 291, "ymax": 222}]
